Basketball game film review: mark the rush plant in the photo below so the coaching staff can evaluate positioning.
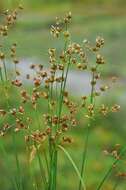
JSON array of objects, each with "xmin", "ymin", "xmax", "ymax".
[{"xmin": 0, "ymin": 5, "xmax": 125, "ymax": 190}]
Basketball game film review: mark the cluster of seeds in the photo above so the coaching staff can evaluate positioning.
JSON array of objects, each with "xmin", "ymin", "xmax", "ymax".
[
  {"xmin": 0, "ymin": 5, "xmax": 23, "ymax": 82},
  {"xmin": 0, "ymin": 9, "xmax": 121, "ymax": 146},
  {"xmin": 0, "ymin": 8, "xmax": 124, "ymax": 190},
  {"xmin": 103, "ymin": 144, "xmax": 126, "ymax": 182},
  {"xmin": 0, "ymin": 5, "xmax": 23, "ymax": 36},
  {"xmin": 103, "ymin": 144, "xmax": 121, "ymax": 160}
]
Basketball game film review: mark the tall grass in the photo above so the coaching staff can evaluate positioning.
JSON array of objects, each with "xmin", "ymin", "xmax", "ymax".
[{"xmin": 0, "ymin": 5, "xmax": 125, "ymax": 190}]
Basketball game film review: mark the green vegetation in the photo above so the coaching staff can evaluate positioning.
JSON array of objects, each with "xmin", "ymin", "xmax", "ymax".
[
  {"xmin": 0, "ymin": 1, "xmax": 126, "ymax": 190},
  {"xmin": 2, "ymin": 1, "xmax": 126, "ymax": 77}
]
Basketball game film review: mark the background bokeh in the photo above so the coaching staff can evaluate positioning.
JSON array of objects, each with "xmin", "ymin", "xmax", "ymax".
[
  {"xmin": 0, "ymin": 0, "xmax": 126, "ymax": 190},
  {"xmin": 1, "ymin": 0, "xmax": 126, "ymax": 77}
]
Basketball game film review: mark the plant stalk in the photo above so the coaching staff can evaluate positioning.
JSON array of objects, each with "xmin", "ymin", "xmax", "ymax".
[{"xmin": 79, "ymin": 71, "xmax": 95, "ymax": 190}]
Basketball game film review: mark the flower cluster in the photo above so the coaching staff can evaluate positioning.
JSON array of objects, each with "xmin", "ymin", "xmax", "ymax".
[
  {"xmin": 0, "ymin": 8, "xmax": 123, "ymax": 190},
  {"xmin": 0, "ymin": 10, "xmax": 121, "ymax": 146}
]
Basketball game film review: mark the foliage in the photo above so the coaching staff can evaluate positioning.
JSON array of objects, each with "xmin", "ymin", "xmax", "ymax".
[{"xmin": 0, "ymin": 5, "xmax": 126, "ymax": 190}]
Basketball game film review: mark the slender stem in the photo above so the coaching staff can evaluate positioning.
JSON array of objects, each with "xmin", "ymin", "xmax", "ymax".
[
  {"xmin": 57, "ymin": 21, "xmax": 68, "ymax": 121},
  {"xmin": 49, "ymin": 56, "xmax": 71, "ymax": 190},
  {"xmin": 32, "ymin": 95, "xmax": 49, "ymax": 188},
  {"xmin": 48, "ymin": 82, "xmax": 57, "ymax": 190},
  {"xmin": 58, "ymin": 56, "xmax": 71, "ymax": 123},
  {"xmin": 48, "ymin": 23, "xmax": 69, "ymax": 190},
  {"xmin": 79, "ymin": 71, "xmax": 95, "ymax": 190},
  {"xmin": 48, "ymin": 83, "xmax": 53, "ymax": 190},
  {"xmin": 50, "ymin": 148, "xmax": 57, "ymax": 190},
  {"xmin": 54, "ymin": 151, "xmax": 58, "ymax": 189},
  {"xmin": 25, "ymin": 126, "xmax": 40, "ymax": 190},
  {"xmin": 3, "ymin": 83, "xmax": 11, "ymax": 109},
  {"xmin": 78, "ymin": 124, "xmax": 90, "ymax": 190},
  {"xmin": 57, "ymin": 41, "xmax": 68, "ymax": 120},
  {"xmin": 57, "ymin": 31, "xmax": 68, "ymax": 115},
  {"xmin": 3, "ymin": 59, "xmax": 8, "ymax": 81},
  {"xmin": 44, "ymin": 149, "xmax": 49, "ymax": 177},
  {"xmin": 96, "ymin": 146, "xmax": 126, "ymax": 190},
  {"xmin": 34, "ymin": 143, "xmax": 47, "ymax": 189},
  {"xmin": 90, "ymin": 72, "xmax": 95, "ymax": 104},
  {"xmin": 12, "ymin": 132, "xmax": 24, "ymax": 190},
  {"xmin": 58, "ymin": 145, "xmax": 86, "ymax": 190},
  {"xmin": 0, "ymin": 67, "xmax": 3, "ymax": 81}
]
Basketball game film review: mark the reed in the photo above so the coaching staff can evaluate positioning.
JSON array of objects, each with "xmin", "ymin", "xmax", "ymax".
[{"xmin": 0, "ymin": 5, "xmax": 124, "ymax": 190}]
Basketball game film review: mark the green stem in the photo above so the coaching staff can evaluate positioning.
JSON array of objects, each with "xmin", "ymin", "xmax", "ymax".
[
  {"xmin": 58, "ymin": 145, "xmax": 86, "ymax": 190},
  {"xmin": 48, "ymin": 83, "xmax": 57, "ymax": 190},
  {"xmin": 48, "ymin": 26, "xmax": 69, "ymax": 190},
  {"xmin": 49, "ymin": 56, "xmax": 71, "ymax": 190},
  {"xmin": 58, "ymin": 56, "xmax": 71, "ymax": 123},
  {"xmin": 34, "ymin": 143, "xmax": 47, "ymax": 189},
  {"xmin": 79, "ymin": 71, "xmax": 95, "ymax": 190},
  {"xmin": 44, "ymin": 149, "xmax": 49, "ymax": 177},
  {"xmin": 0, "ymin": 67, "xmax": 3, "ymax": 81},
  {"xmin": 90, "ymin": 72, "xmax": 95, "ymax": 104},
  {"xmin": 96, "ymin": 146, "xmax": 126, "ymax": 190},
  {"xmin": 49, "ymin": 148, "xmax": 57, "ymax": 190},
  {"xmin": 78, "ymin": 124, "xmax": 90, "ymax": 190},
  {"xmin": 57, "ymin": 22, "xmax": 69, "ymax": 121},
  {"xmin": 12, "ymin": 132, "xmax": 24, "ymax": 190},
  {"xmin": 3, "ymin": 59, "xmax": 7, "ymax": 81}
]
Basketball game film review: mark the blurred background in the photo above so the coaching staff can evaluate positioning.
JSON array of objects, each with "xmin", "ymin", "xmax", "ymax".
[
  {"xmin": 1, "ymin": 0, "xmax": 126, "ymax": 77},
  {"xmin": 0, "ymin": 0, "xmax": 126, "ymax": 189}
]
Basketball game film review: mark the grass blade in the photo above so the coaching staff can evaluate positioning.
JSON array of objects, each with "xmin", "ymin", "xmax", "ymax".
[{"xmin": 58, "ymin": 145, "xmax": 86, "ymax": 190}]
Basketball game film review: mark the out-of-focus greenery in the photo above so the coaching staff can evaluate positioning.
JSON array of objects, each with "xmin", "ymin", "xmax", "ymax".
[
  {"xmin": 1, "ymin": 0, "xmax": 126, "ymax": 77},
  {"xmin": 2, "ymin": 0, "xmax": 126, "ymax": 11},
  {"xmin": 0, "ymin": 84, "xmax": 126, "ymax": 190}
]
